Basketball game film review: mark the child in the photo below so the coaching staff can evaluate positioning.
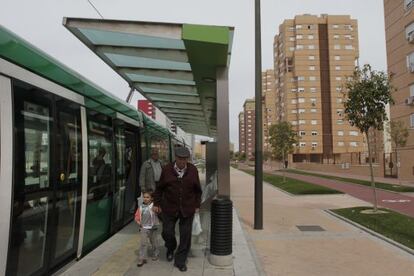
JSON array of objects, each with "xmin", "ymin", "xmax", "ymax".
[{"xmin": 135, "ymin": 191, "xmax": 160, "ymax": 267}]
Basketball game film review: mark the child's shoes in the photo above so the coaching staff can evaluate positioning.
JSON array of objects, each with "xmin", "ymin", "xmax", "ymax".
[{"xmin": 137, "ymin": 259, "xmax": 147, "ymax": 267}]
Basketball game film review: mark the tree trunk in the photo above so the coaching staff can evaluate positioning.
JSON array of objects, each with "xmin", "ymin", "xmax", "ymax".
[
  {"xmin": 396, "ymin": 149, "xmax": 401, "ymax": 185},
  {"xmin": 282, "ymin": 151, "xmax": 286, "ymax": 183},
  {"xmin": 366, "ymin": 132, "xmax": 378, "ymax": 212}
]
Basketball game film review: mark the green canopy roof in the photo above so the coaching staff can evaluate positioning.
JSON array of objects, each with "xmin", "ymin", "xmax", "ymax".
[
  {"xmin": 0, "ymin": 24, "xmax": 143, "ymax": 126},
  {"xmin": 64, "ymin": 18, "xmax": 234, "ymax": 137}
]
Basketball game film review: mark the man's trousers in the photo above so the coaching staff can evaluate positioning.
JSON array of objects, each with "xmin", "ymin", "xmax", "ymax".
[{"xmin": 161, "ymin": 212, "xmax": 194, "ymax": 266}]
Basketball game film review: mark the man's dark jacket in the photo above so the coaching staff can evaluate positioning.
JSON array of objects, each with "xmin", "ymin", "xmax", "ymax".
[{"xmin": 153, "ymin": 163, "xmax": 202, "ymax": 217}]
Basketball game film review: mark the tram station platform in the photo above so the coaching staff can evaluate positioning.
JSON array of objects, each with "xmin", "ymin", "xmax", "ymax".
[{"xmin": 55, "ymin": 173, "xmax": 258, "ymax": 276}]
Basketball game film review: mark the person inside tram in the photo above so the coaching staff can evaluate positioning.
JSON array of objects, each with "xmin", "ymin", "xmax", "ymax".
[{"xmin": 91, "ymin": 147, "xmax": 110, "ymax": 199}]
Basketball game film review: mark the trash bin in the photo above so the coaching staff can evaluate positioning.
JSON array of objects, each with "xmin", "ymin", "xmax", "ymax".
[{"xmin": 209, "ymin": 196, "xmax": 232, "ymax": 266}]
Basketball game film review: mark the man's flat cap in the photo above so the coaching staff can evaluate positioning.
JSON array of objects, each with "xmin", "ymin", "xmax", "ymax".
[{"xmin": 175, "ymin": 147, "xmax": 190, "ymax": 158}]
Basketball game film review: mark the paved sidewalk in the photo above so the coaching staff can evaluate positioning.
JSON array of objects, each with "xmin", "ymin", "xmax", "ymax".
[
  {"xmin": 270, "ymin": 170, "xmax": 414, "ymax": 218},
  {"xmin": 55, "ymin": 209, "xmax": 258, "ymax": 276},
  {"xmin": 231, "ymin": 168, "xmax": 414, "ymax": 276}
]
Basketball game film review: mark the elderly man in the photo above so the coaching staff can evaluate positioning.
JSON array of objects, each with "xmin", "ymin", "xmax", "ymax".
[
  {"xmin": 139, "ymin": 148, "xmax": 163, "ymax": 193},
  {"xmin": 153, "ymin": 147, "xmax": 202, "ymax": 272}
]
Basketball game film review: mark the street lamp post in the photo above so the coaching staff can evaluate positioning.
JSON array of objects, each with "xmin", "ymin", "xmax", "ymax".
[{"xmin": 254, "ymin": 0, "xmax": 263, "ymax": 230}]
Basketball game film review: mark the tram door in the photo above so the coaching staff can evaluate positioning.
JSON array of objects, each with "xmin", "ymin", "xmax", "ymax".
[
  {"xmin": 111, "ymin": 126, "xmax": 139, "ymax": 232},
  {"xmin": 8, "ymin": 81, "xmax": 82, "ymax": 276}
]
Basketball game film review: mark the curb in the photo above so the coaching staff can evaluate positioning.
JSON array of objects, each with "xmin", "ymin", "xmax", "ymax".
[{"xmin": 325, "ymin": 209, "xmax": 414, "ymax": 256}]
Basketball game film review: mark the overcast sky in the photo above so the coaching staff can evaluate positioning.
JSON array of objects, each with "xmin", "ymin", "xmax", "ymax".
[{"xmin": 1, "ymin": 0, "xmax": 386, "ymax": 148}]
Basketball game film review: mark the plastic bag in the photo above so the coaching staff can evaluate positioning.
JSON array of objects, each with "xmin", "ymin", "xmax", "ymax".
[{"xmin": 192, "ymin": 212, "xmax": 202, "ymax": 236}]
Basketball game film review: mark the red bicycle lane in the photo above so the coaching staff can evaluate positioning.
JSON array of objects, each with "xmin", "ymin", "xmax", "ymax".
[{"xmin": 276, "ymin": 171, "xmax": 414, "ymax": 218}]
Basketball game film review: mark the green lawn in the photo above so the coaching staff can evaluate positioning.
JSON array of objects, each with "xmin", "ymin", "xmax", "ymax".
[
  {"xmin": 287, "ymin": 169, "xmax": 414, "ymax": 193},
  {"xmin": 238, "ymin": 168, "xmax": 342, "ymax": 195},
  {"xmin": 332, "ymin": 207, "xmax": 414, "ymax": 250}
]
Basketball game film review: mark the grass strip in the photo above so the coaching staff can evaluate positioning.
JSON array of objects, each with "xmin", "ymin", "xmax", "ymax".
[
  {"xmin": 237, "ymin": 167, "xmax": 342, "ymax": 195},
  {"xmin": 332, "ymin": 207, "xmax": 414, "ymax": 250},
  {"xmin": 287, "ymin": 169, "xmax": 414, "ymax": 193}
]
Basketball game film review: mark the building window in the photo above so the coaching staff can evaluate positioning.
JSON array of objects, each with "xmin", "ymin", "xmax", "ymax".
[
  {"xmin": 296, "ymin": 25, "xmax": 303, "ymax": 29},
  {"xmin": 309, "ymin": 76, "xmax": 316, "ymax": 81},
  {"xmin": 309, "ymin": 55, "xmax": 315, "ymax": 60},
  {"xmin": 337, "ymin": 119, "xmax": 344, "ymax": 125},
  {"xmin": 349, "ymin": 131, "xmax": 359, "ymax": 136},
  {"xmin": 350, "ymin": 142, "xmax": 358, "ymax": 147},
  {"xmin": 311, "ymin": 120, "xmax": 317, "ymax": 125},
  {"xmin": 337, "ymin": 109, "xmax": 343, "ymax": 117},
  {"xmin": 299, "ymin": 142, "xmax": 306, "ymax": 147},
  {"xmin": 289, "ymin": 47, "xmax": 295, "ymax": 51},
  {"xmin": 345, "ymin": 45, "xmax": 354, "ymax": 50},
  {"xmin": 298, "ymin": 109, "xmax": 305, "ymax": 114},
  {"xmin": 297, "ymin": 76, "xmax": 305, "ymax": 81},
  {"xmin": 309, "ymin": 66, "xmax": 316, "ymax": 71},
  {"xmin": 345, "ymin": 35, "xmax": 353, "ymax": 40},
  {"xmin": 296, "ymin": 34, "xmax": 303, "ymax": 39},
  {"xmin": 333, "ymin": 24, "xmax": 339, "ymax": 29},
  {"xmin": 310, "ymin": 87, "xmax": 317, "ymax": 93},
  {"xmin": 405, "ymin": 0, "xmax": 414, "ymax": 10},
  {"xmin": 410, "ymin": 84, "xmax": 414, "ymax": 97},
  {"xmin": 298, "ymin": 87, "xmax": 305, "ymax": 92},
  {"xmin": 336, "ymin": 87, "xmax": 342, "ymax": 92},
  {"xmin": 311, "ymin": 142, "xmax": 318, "ymax": 148},
  {"xmin": 410, "ymin": 114, "xmax": 414, "ymax": 128},
  {"xmin": 333, "ymin": 34, "xmax": 340, "ymax": 39},
  {"xmin": 338, "ymin": 131, "xmax": 344, "ymax": 136},
  {"xmin": 291, "ymin": 121, "xmax": 298, "ymax": 125},
  {"xmin": 291, "ymin": 88, "xmax": 298, "ymax": 92},
  {"xmin": 338, "ymin": 141, "xmax": 345, "ymax": 146},
  {"xmin": 311, "ymin": 131, "xmax": 318, "ymax": 136},
  {"xmin": 335, "ymin": 76, "xmax": 342, "ymax": 81},
  {"xmin": 289, "ymin": 36, "xmax": 295, "ymax": 41},
  {"xmin": 337, "ymin": 98, "xmax": 343, "ymax": 103},
  {"xmin": 298, "ymin": 98, "xmax": 305, "ymax": 103},
  {"xmin": 345, "ymin": 24, "xmax": 353, "ymax": 31},
  {"xmin": 308, "ymin": 45, "xmax": 315, "ymax": 50},
  {"xmin": 335, "ymin": 55, "xmax": 341, "ymax": 61},
  {"xmin": 311, "ymin": 109, "xmax": 317, "ymax": 113},
  {"xmin": 405, "ymin": 22, "xmax": 414, "ymax": 42},
  {"xmin": 407, "ymin": 52, "xmax": 414, "ymax": 72},
  {"xmin": 308, "ymin": 34, "xmax": 314, "ymax": 39},
  {"xmin": 334, "ymin": 45, "xmax": 341, "ymax": 50},
  {"xmin": 299, "ymin": 120, "xmax": 306, "ymax": 125},
  {"xmin": 291, "ymin": 99, "xmax": 297, "ymax": 104},
  {"xmin": 335, "ymin": 66, "xmax": 341, "ymax": 71},
  {"xmin": 299, "ymin": 131, "xmax": 306, "ymax": 136},
  {"xmin": 292, "ymin": 109, "xmax": 298, "ymax": 114},
  {"xmin": 296, "ymin": 45, "xmax": 304, "ymax": 50}
]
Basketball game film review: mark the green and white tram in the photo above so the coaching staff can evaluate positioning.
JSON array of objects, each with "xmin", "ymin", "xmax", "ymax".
[{"xmin": 0, "ymin": 25, "xmax": 179, "ymax": 276}]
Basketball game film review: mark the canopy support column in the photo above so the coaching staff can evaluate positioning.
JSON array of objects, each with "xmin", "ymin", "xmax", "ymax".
[{"xmin": 209, "ymin": 67, "xmax": 232, "ymax": 267}]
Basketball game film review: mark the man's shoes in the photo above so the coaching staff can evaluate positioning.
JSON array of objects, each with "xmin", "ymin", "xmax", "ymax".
[
  {"xmin": 174, "ymin": 263, "xmax": 187, "ymax": 272},
  {"xmin": 166, "ymin": 250, "xmax": 174, "ymax": 262}
]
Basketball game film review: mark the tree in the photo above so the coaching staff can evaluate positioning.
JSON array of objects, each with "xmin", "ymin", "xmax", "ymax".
[
  {"xmin": 269, "ymin": 122, "xmax": 298, "ymax": 182},
  {"xmin": 344, "ymin": 64, "xmax": 394, "ymax": 212},
  {"xmin": 387, "ymin": 120, "xmax": 409, "ymax": 183},
  {"xmin": 238, "ymin": 152, "xmax": 246, "ymax": 162}
]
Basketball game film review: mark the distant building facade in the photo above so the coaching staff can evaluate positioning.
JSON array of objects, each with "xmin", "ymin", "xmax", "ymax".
[
  {"xmin": 273, "ymin": 14, "xmax": 365, "ymax": 163},
  {"xmin": 137, "ymin": 99, "xmax": 156, "ymax": 119},
  {"xmin": 262, "ymin": 69, "xmax": 277, "ymax": 153},
  {"xmin": 239, "ymin": 112, "xmax": 246, "ymax": 155},
  {"xmin": 384, "ymin": 0, "xmax": 414, "ymax": 180}
]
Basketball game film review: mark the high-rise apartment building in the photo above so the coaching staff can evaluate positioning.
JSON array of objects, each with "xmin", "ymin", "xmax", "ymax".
[
  {"xmin": 384, "ymin": 0, "xmax": 414, "ymax": 180},
  {"xmin": 262, "ymin": 70, "xmax": 277, "ymax": 152},
  {"xmin": 239, "ymin": 112, "xmax": 246, "ymax": 154},
  {"xmin": 243, "ymin": 99, "xmax": 256, "ymax": 160},
  {"xmin": 273, "ymin": 14, "xmax": 364, "ymax": 163}
]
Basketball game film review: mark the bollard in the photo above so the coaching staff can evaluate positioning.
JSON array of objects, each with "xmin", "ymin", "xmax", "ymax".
[{"xmin": 209, "ymin": 196, "xmax": 233, "ymax": 266}]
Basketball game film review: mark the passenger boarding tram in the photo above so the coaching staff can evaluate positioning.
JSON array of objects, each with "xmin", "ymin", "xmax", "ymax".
[{"xmin": 0, "ymin": 25, "xmax": 185, "ymax": 276}]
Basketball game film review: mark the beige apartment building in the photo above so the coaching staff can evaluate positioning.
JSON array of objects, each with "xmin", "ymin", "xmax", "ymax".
[
  {"xmin": 384, "ymin": 0, "xmax": 414, "ymax": 180},
  {"xmin": 273, "ymin": 14, "xmax": 365, "ymax": 163},
  {"xmin": 262, "ymin": 70, "xmax": 277, "ymax": 153},
  {"xmin": 242, "ymin": 99, "xmax": 256, "ymax": 160},
  {"xmin": 238, "ymin": 112, "xmax": 246, "ymax": 155}
]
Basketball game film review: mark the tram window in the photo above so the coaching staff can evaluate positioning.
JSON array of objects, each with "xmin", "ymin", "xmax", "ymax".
[
  {"xmin": 150, "ymin": 136, "xmax": 168, "ymax": 164},
  {"xmin": 22, "ymin": 101, "xmax": 51, "ymax": 190},
  {"xmin": 87, "ymin": 116, "xmax": 113, "ymax": 200}
]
